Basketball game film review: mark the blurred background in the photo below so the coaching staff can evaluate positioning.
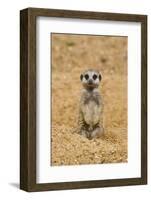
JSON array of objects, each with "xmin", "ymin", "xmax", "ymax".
[{"xmin": 51, "ymin": 33, "xmax": 127, "ymax": 166}]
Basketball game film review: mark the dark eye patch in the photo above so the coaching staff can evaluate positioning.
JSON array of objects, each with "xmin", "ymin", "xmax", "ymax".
[
  {"xmin": 85, "ymin": 74, "xmax": 89, "ymax": 80},
  {"xmin": 93, "ymin": 74, "xmax": 97, "ymax": 80}
]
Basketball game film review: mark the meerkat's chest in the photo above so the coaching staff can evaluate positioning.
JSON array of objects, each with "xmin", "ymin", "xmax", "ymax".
[
  {"xmin": 83, "ymin": 95, "xmax": 101, "ymax": 126},
  {"xmin": 85, "ymin": 100, "xmax": 100, "ymax": 116},
  {"xmin": 84, "ymin": 93, "xmax": 100, "ymax": 105}
]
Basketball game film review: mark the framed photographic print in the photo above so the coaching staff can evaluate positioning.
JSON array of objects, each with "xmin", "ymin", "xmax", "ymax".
[{"xmin": 20, "ymin": 8, "xmax": 147, "ymax": 192}]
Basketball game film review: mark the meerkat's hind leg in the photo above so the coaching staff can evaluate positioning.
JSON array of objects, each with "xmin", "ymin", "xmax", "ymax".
[
  {"xmin": 90, "ymin": 126, "xmax": 104, "ymax": 139},
  {"xmin": 80, "ymin": 129, "xmax": 89, "ymax": 138}
]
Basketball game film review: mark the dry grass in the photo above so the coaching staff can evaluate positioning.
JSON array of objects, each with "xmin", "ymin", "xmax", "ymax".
[{"xmin": 51, "ymin": 34, "xmax": 127, "ymax": 166}]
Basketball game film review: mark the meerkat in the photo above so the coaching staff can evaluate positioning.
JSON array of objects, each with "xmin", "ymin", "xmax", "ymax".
[{"xmin": 78, "ymin": 69, "xmax": 104, "ymax": 140}]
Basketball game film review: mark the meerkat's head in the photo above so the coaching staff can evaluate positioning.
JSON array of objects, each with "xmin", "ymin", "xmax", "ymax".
[{"xmin": 80, "ymin": 69, "xmax": 102, "ymax": 89}]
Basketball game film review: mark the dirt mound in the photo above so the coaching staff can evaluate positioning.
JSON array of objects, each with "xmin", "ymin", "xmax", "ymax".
[{"xmin": 51, "ymin": 125, "xmax": 127, "ymax": 165}]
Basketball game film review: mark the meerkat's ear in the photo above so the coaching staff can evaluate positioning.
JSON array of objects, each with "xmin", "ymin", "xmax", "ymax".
[
  {"xmin": 99, "ymin": 74, "xmax": 102, "ymax": 81},
  {"xmin": 80, "ymin": 74, "xmax": 83, "ymax": 81}
]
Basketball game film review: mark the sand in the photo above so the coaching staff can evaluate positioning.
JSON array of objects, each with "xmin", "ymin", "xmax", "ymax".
[{"xmin": 51, "ymin": 34, "xmax": 127, "ymax": 166}]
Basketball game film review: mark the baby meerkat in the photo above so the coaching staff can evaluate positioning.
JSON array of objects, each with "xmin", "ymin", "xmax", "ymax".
[{"xmin": 78, "ymin": 69, "xmax": 104, "ymax": 139}]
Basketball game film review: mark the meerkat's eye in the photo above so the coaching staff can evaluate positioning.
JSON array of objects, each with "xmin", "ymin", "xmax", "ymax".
[
  {"xmin": 85, "ymin": 74, "xmax": 89, "ymax": 80},
  {"xmin": 93, "ymin": 74, "xmax": 97, "ymax": 80}
]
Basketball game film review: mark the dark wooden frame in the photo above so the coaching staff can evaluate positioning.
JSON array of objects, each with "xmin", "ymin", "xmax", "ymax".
[{"xmin": 20, "ymin": 7, "xmax": 147, "ymax": 192}]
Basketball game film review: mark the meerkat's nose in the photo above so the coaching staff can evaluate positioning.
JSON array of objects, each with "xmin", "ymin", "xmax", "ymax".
[{"xmin": 88, "ymin": 79, "xmax": 93, "ymax": 84}]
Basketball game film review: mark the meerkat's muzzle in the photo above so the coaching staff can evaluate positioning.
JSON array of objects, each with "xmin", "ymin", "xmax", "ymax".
[{"xmin": 88, "ymin": 79, "xmax": 93, "ymax": 84}]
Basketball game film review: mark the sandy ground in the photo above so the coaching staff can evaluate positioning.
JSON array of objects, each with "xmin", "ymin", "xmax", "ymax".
[{"xmin": 51, "ymin": 34, "xmax": 127, "ymax": 166}]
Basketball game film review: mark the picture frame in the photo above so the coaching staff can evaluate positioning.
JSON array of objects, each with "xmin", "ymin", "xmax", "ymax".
[{"xmin": 20, "ymin": 7, "xmax": 147, "ymax": 192}]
